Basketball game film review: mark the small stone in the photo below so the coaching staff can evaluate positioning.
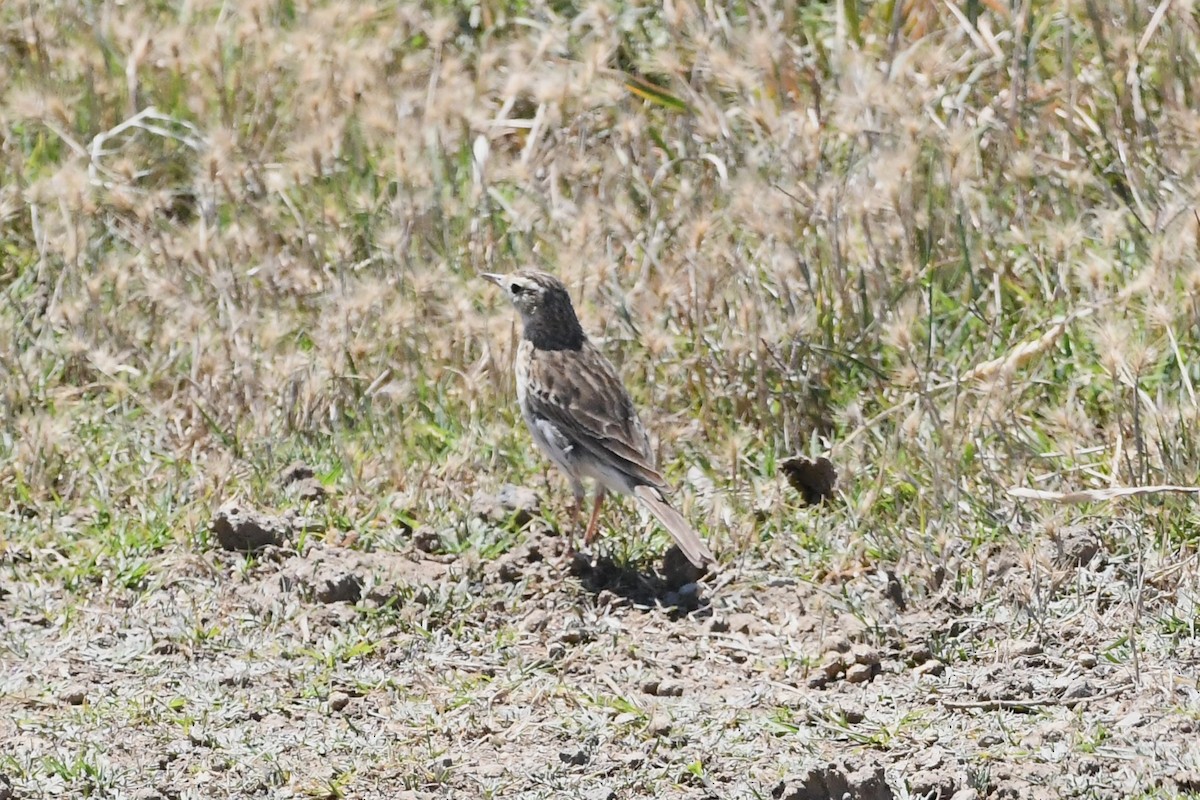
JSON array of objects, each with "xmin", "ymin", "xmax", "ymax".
[
  {"xmin": 1078, "ymin": 653, "xmax": 1098, "ymax": 669},
  {"xmin": 1060, "ymin": 679, "xmax": 1095, "ymax": 701},
  {"xmin": 845, "ymin": 663, "xmax": 874, "ymax": 684},
  {"xmin": 820, "ymin": 651, "xmax": 848, "ymax": 680},
  {"xmin": 821, "ymin": 635, "xmax": 851, "ymax": 654},
  {"xmin": 774, "ymin": 763, "xmax": 861, "ymax": 800},
  {"xmin": 521, "ymin": 609, "xmax": 549, "ymax": 632},
  {"xmin": 648, "ymin": 712, "xmax": 671, "ymax": 736},
  {"xmin": 908, "ymin": 768, "xmax": 956, "ymax": 799},
  {"xmin": 807, "ymin": 673, "xmax": 829, "ymax": 689},
  {"xmin": 838, "ymin": 705, "xmax": 866, "ymax": 724},
  {"xmin": 914, "ymin": 659, "xmax": 945, "ymax": 677},
  {"xmin": 558, "ymin": 627, "xmax": 588, "ymax": 645},
  {"xmin": 329, "ymin": 691, "xmax": 350, "ymax": 712},
  {"xmin": 59, "ymin": 685, "xmax": 87, "ymax": 705},
  {"xmin": 901, "ymin": 644, "xmax": 932, "ymax": 667},
  {"xmin": 950, "ymin": 790, "xmax": 979, "ymax": 800},
  {"xmin": 1015, "ymin": 640, "xmax": 1042, "ymax": 656},
  {"xmin": 918, "ymin": 747, "xmax": 946, "ymax": 770},
  {"xmin": 850, "ymin": 643, "xmax": 880, "ymax": 666},
  {"xmin": 547, "ymin": 642, "xmax": 566, "ymax": 660}
]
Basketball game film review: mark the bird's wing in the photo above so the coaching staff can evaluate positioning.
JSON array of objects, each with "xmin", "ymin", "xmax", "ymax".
[{"xmin": 523, "ymin": 341, "xmax": 666, "ymax": 490}]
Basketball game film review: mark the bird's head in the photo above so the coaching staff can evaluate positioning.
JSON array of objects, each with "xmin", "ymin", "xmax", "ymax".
[{"xmin": 482, "ymin": 270, "xmax": 585, "ymax": 350}]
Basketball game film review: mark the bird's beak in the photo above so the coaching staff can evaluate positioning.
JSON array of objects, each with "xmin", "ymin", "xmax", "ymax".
[{"xmin": 481, "ymin": 273, "xmax": 504, "ymax": 286}]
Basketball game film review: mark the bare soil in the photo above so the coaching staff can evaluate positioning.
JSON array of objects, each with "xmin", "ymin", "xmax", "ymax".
[{"xmin": 4, "ymin": 495, "xmax": 1200, "ymax": 800}]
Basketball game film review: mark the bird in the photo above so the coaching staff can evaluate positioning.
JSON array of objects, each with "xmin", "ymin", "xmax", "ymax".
[{"xmin": 482, "ymin": 269, "xmax": 715, "ymax": 569}]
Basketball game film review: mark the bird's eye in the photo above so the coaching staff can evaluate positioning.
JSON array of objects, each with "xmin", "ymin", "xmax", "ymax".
[{"xmin": 510, "ymin": 283, "xmax": 525, "ymax": 295}]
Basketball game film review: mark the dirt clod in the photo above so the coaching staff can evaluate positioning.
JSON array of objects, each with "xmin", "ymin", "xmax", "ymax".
[
  {"xmin": 558, "ymin": 626, "xmax": 590, "ymax": 645},
  {"xmin": 1060, "ymin": 678, "xmax": 1096, "ymax": 702},
  {"xmin": 845, "ymin": 663, "xmax": 874, "ymax": 684},
  {"xmin": 328, "ymin": 691, "xmax": 350, "ymax": 712},
  {"xmin": 412, "ymin": 527, "xmax": 443, "ymax": 554},
  {"xmin": 773, "ymin": 761, "xmax": 892, "ymax": 800},
  {"xmin": 819, "ymin": 651, "xmax": 847, "ymax": 680},
  {"xmin": 58, "ymin": 685, "xmax": 87, "ymax": 705},
  {"xmin": 850, "ymin": 643, "xmax": 880, "ymax": 665},
  {"xmin": 211, "ymin": 503, "xmax": 290, "ymax": 551},
  {"xmin": 648, "ymin": 712, "xmax": 671, "ymax": 736},
  {"xmin": 1015, "ymin": 639, "xmax": 1042, "ymax": 656},
  {"xmin": 1055, "ymin": 527, "xmax": 1102, "ymax": 567},
  {"xmin": 914, "ymin": 659, "xmax": 946, "ymax": 677},
  {"xmin": 284, "ymin": 555, "xmax": 364, "ymax": 603},
  {"xmin": 908, "ymin": 768, "xmax": 958, "ymax": 798},
  {"xmin": 781, "ymin": 456, "xmax": 838, "ymax": 505}
]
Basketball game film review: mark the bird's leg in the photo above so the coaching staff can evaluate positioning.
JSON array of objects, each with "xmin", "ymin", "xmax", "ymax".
[
  {"xmin": 566, "ymin": 483, "xmax": 585, "ymax": 557},
  {"xmin": 583, "ymin": 488, "xmax": 607, "ymax": 547}
]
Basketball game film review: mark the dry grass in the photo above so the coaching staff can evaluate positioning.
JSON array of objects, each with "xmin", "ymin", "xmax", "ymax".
[{"xmin": 3, "ymin": 0, "xmax": 1200, "ymax": 797}]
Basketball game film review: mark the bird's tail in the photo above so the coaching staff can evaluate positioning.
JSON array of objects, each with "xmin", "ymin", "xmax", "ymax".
[{"xmin": 633, "ymin": 485, "xmax": 715, "ymax": 569}]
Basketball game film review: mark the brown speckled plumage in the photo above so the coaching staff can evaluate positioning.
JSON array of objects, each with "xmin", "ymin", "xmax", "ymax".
[{"xmin": 484, "ymin": 270, "xmax": 714, "ymax": 569}]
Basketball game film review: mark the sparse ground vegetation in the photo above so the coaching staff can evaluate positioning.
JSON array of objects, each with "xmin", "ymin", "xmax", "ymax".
[{"xmin": 2, "ymin": 0, "xmax": 1200, "ymax": 797}]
